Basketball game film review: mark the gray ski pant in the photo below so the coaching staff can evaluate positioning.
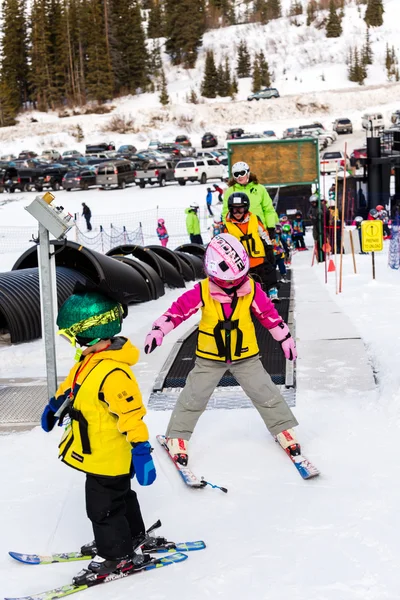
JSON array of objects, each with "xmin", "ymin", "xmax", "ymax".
[{"xmin": 165, "ymin": 355, "xmax": 298, "ymax": 440}]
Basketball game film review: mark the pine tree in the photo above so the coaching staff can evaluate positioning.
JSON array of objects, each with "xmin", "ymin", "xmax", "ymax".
[
  {"xmin": 364, "ymin": 0, "xmax": 384, "ymax": 27},
  {"xmin": 201, "ymin": 50, "xmax": 218, "ymax": 97},
  {"xmin": 148, "ymin": 0, "xmax": 164, "ymax": 38},
  {"xmin": 361, "ymin": 27, "xmax": 373, "ymax": 65},
  {"xmin": 267, "ymin": 0, "xmax": 281, "ymax": 20},
  {"xmin": 326, "ymin": 0, "xmax": 342, "ymax": 38},
  {"xmin": 159, "ymin": 67, "xmax": 169, "ymax": 104},
  {"xmin": 0, "ymin": 80, "xmax": 18, "ymax": 126},
  {"xmin": 223, "ymin": 57, "xmax": 232, "ymax": 94},
  {"xmin": 165, "ymin": 0, "xmax": 206, "ymax": 68},
  {"xmin": 385, "ymin": 44, "xmax": 398, "ymax": 81},
  {"xmin": 252, "ymin": 57, "xmax": 262, "ymax": 92},
  {"xmin": 348, "ymin": 47, "xmax": 367, "ymax": 84},
  {"xmin": 29, "ymin": 0, "xmax": 54, "ymax": 110},
  {"xmin": 230, "ymin": 75, "xmax": 238, "ymax": 97},
  {"xmin": 253, "ymin": 0, "xmax": 268, "ymax": 24},
  {"xmin": 188, "ymin": 88, "xmax": 199, "ymax": 103},
  {"xmin": 208, "ymin": 0, "xmax": 235, "ymax": 26},
  {"xmin": 258, "ymin": 51, "xmax": 271, "ymax": 87},
  {"xmin": 216, "ymin": 62, "xmax": 225, "ymax": 96},
  {"xmin": 289, "ymin": 1, "xmax": 302, "ymax": 16},
  {"xmin": 236, "ymin": 40, "xmax": 251, "ymax": 78},
  {"xmin": 306, "ymin": 0, "xmax": 317, "ymax": 25},
  {"xmin": 0, "ymin": 0, "xmax": 29, "ymax": 113},
  {"xmin": 85, "ymin": 0, "xmax": 113, "ymax": 102}
]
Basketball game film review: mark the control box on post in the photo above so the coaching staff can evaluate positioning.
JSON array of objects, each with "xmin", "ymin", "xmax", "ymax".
[{"xmin": 25, "ymin": 192, "xmax": 74, "ymax": 239}]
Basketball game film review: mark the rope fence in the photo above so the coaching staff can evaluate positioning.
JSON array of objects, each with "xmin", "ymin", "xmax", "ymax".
[{"xmin": 0, "ymin": 206, "xmax": 214, "ymax": 258}]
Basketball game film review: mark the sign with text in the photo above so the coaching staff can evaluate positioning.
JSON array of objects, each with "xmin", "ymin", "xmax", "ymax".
[{"xmin": 361, "ymin": 220, "xmax": 383, "ymax": 252}]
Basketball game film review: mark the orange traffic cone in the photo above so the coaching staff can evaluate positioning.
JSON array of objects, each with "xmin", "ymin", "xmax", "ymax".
[{"xmin": 328, "ymin": 258, "xmax": 336, "ymax": 272}]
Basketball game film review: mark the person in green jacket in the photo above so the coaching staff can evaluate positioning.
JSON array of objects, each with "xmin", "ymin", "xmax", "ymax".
[
  {"xmin": 222, "ymin": 162, "xmax": 279, "ymax": 301},
  {"xmin": 185, "ymin": 203, "xmax": 203, "ymax": 245},
  {"xmin": 222, "ymin": 161, "xmax": 279, "ymax": 231}
]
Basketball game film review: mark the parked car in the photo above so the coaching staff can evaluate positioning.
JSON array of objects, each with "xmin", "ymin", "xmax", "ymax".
[
  {"xmin": 239, "ymin": 132, "xmax": 265, "ymax": 139},
  {"xmin": 35, "ymin": 164, "xmax": 69, "ymax": 191},
  {"xmin": 201, "ymin": 132, "xmax": 218, "ymax": 148},
  {"xmin": 18, "ymin": 150, "xmax": 37, "ymax": 159},
  {"xmin": 135, "ymin": 160, "xmax": 175, "ymax": 188},
  {"xmin": 263, "ymin": 130, "xmax": 277, "ymax": 138},
  {"xmin": 85, "ymin": 142, "xmax": 115, "ymax": 154},
  {"xmin": 197, "ymin": 150, "xmax": 224, "ymax": 162},
  {"xmin": 332, "ymin": 118, "xmax": 353, "ymax": 134},
  {"xmin": 118, "ymin": 144, "xmax": 137, "ymax": 155},
  {"xmin": 175, "ymin": 135, "xmax": 191, "ymax": 147},
  {"xmin": 62, "ymin": 168, "xmax": 98, "ymax": 191},
  {"xmin": 282, "ymin": 128, "xmax": 300, "ymax": 139},
  {"xmin": 350, "ymin": 147, "xmax": 367, "ymax": 168},
  {"xmin": 174, "ymin": 158, "xmax": 224, "ymax": 185},
  {"xmin": 96, "ymin": 159, "xmax": 136, "ymax": 189},
  {"xmin": 40, "ymin": 149, "xmax": 61, "ymax": 161},
  {"xmin": 298, "ymin": 122, "xmax": 325, "ymax": 132},
  {"xmin": 226, "ymin": 128, "xmax": 244, "ymax": 140},
  {"xmin": 148, "ymin": 139, "xmax": 161, "ymax": 149},
  {"xmin": 247, "ymin": 88, "xmax": 280, "ymax": 101},
  {"xmin": 320, "ymin": 151, "xmax": 350, "ymax": 175},
  {"xmin": 62, "ymin": 150, "xmax": 83, "ymax": 157},
  {"xmin": 362, "ymin": 113, "xmax": 384, "ymax": 131},
  {"xmin": 60, "ymin": 156, "xmax": 88, "ymax": 166}
]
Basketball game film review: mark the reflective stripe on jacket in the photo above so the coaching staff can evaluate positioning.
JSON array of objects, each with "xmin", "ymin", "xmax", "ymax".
[{"xmin": 196, "ymin": 278, "xmax": 259, "ymax": 362}]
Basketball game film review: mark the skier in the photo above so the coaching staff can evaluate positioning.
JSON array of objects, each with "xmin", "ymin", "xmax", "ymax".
[
  {"xmin": 376, "ymin": 205, "xmax": 391, "ymax": 238},
  {"xmin": 213, "ymin": 183, "xmax": 224, "ymax": 203},
  {"xmin": 292, "ymin": 211, "xmax": 306, "ymax": 250},
  {"xmin": 209, "ymin": 216, "xmax": 224, "ymax": 238},
  {"xmin": 354, "ymin": 215, "xmax": 366, "ymax": 254},
  {"xmin": 222, "ymin": 191, "xmax": 279, "ymax": 302},
  {"xmin": 222, "ymin": 161, "xmax": 279, "ymax": 235},
  {"xmin": 185, "ymin": 203, "xmax": 203, "ymax": 245},
  {"xmin": 281, "ymin": 223, "xmax": 293, "ymax": 267},
  {"xmin": 144, "ymin": 233, "xmax": 299, "ymax": 465},
  {"xmin": 81, "ymin": 202, "xmax": 92, "ymax": 232},
  {"xmin": 40, "ymin": 290, "xmax": 156, "ymax": 585},
  {"xmin": 273, "ymin": 224, "xmax": 288, "ymax": 283},
  {"xmin": 156, "ymin": 218, "xmax": 169, "ymax": 247},
  {"xmin": 206, "ymin": 187, "xmax": 214, "ymax": 217}
]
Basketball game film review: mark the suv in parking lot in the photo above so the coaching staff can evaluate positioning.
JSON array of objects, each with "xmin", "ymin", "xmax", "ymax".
[
  {"xmin": 201, "ymin": 132, "xmax": 218, "ymax": 148},
  {"xmin": 62, "ymin": 168, "xmax": 98, "ymax": 191},
  {"xmin": 320, "ymin": 151, "xmax": 350, "ymax": 174},
  {"xmin": 96, "ymin": 159, "xmax": 136, "ymax": 189},
  {"xmin": 174, "ymin": 158, "xmax": 224, "ymax": 185},
  {"xmin": 175, "ymin": 135, "xmax": 192, "ymax": 146},
  {"xmin": 332, "ymin": 118, "xmax": 353, "ymax": 134},
  {"xmin": 247, "ymin": 88, "xmax": 280, "ymax": 101}
]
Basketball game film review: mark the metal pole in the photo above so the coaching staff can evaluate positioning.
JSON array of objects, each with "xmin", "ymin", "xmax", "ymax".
[
  {"xmin": 38, "ymin": 223, "xmax": 58, "ymax": 399},
  {"xmin": 349, "ymin": 230, "xmax": 357, "ymax": 274},
  {"xmin": 372, "ymin": 251, "xmax": 376, "ymax": 279}
]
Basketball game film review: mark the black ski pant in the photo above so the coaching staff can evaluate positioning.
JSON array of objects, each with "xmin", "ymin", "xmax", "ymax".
[
  {"xmin": 85, "ymin": 217, "xmax": 92, "ymax": 231},
  {"xmin": 249, "ymin": 249, "xmax": 278, "ymax": 292},
  {"xmin": 190, "ymin": 234, "xmax": 204, "ymax": 245},
  {"xmin": 293, "ymin": 235, "xmax": 305, "ymax": 249},
  {"xmin": 206, "ymin": 203, "xmax": 214, "ymax": 216},
  {"xmin": 85, "ymin": 473, "xmax": 145, "ymax": 560}
]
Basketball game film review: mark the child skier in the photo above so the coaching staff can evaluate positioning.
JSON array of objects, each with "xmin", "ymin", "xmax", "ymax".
[
  {"xmin": 185, "ymin": 203, "xmax": 203, "ymax": 244},
  {"xmin": 40, "ymin": 291, "xmax": 156, "ymax": 585},
  {"xmin": 222, "ymin": 191, "xmax": 279, "ymax": 302},
  {"xmin": 206, "ymin": 187, "xmax": 214, "ymax": 217},
  {"xmin": 156, "ymin": 218, "xmax": 169, "ymax": 247},
  {"xmin": 209, "ymin": 216, "xmax": 224, "ymax": 238},
  {"xmin": 281, "ymin": 223, "xmax": 293, "ymax": 267},
  {"xmin": 273, "ymin": 224, "xmax": 288, "ymax": 283},
  {"xmin": 213, "ymin": 183, "xmax": 224, "ymax": 203},
  {"xmin": 292, "ymin": 211, "xmax": 306, "ymax": 250},
  {"xmin": 144, "ymin": 233, "xmax": 299, "ymax": 465}
]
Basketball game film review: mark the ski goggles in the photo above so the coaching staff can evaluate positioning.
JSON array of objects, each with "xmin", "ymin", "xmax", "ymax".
[
  {"xmin": 233, "ymin": 169, "xmax": 249, "ymax": 178},
  {"xmin": 231, "ymin": 205, "xmax": 247, "ymax": 213}
]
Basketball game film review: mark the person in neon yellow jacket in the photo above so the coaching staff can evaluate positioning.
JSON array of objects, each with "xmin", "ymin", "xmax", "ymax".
[
  {"xmin": 222, "ymin": 161, "xmax": 279, "ymax": 230},
  {"xmin": 185, "ymin": 203, "xmax": 203, "ymax": 244}
]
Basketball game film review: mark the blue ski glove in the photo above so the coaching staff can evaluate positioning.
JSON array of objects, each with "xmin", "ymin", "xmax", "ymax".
[
  {"xmin": 40, "ymin": 396, "xmax": 65, "ymax": 432},
  {"xmin": 131, "ymin": 442, "xmax": 157, "ymax": 486}
]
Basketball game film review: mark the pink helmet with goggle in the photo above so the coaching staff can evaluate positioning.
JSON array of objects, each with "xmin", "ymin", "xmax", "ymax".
[{"xmin": 204, "ymin": 233, "xmax": 249, "ymax": 288}]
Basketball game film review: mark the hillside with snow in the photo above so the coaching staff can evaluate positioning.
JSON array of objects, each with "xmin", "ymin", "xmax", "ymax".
[{"xmin": 1, "ymin": 0, "xmax": 399, "ymax": 155}]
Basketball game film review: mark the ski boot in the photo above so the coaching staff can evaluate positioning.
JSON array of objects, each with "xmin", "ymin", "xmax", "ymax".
[
  {"xmin": 276, "ymin": 428, "xmax": 301, "ymax": 456},
  {"xmin": 167, "ymin": 437, "xmax": 189, "ymax": 466},
  {"xmin": 268, "ymin": 287, "xmax": 279, "ymax": 303},
  {"xmin": 280, "ymin": 276, "xmax": 289, "ymax": 284},
  {"xmin": 72, "ymin": 554, "xmax": 151, "ymax": 586},
  {"xmin": 81, "ymin": 531, "xmax": 148, "ymax": 558}
]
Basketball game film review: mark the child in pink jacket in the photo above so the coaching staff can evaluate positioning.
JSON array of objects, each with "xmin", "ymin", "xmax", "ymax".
[
  {"xmin": 156, "ymin": 218, "xmax": 169, "ymax": 247},
  {"xmin": 144, "ymin": 233, "xmax": 299, "ymax": 465}
]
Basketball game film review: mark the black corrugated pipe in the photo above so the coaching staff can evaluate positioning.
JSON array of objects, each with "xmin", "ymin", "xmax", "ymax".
[
  {"xmin": 175, "ymin": 251, "xmax": 205, "ymax": 279},
  {"xmin": 12, "ymin": 240, "xmax": 148, "ymax": 304},
  {"xmin": 0, "ymin": 267, "xmax": 88, "ymax": 344},
  {"xmin": 174, "ymin": 243, "xmax": 206, "ymax": 257},
  {"xmin": 106, "ymin": 245, "xmax": 185, "ymax": 288},
  {"xmin": 145, "ymin": 245, "xmax": 194, "ymax": 282},
  {"xmin": 111, "ymin": 256, "xmax": 165, "ymax": 300}
]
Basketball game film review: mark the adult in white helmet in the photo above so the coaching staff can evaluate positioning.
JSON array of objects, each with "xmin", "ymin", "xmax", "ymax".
[
  {"xmin": 185, "ymin": 202, "xmax": 203, "ymax": 245},
  {"xmin": 143, "ymin": 233, "xmax": 299, "ymax": 466},
  {"xmin": 222, "ymin": 161, "xmax": 279, "ymax": 231}
]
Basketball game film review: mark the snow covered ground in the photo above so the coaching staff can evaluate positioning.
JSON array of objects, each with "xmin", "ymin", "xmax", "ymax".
[{"xmin": 1, "ymin": 193, "xmax": 400, "ymax": 599}]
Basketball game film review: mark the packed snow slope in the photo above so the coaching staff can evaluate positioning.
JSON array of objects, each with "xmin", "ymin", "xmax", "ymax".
[
  {"xmin": 0, "ymin": 0, "xmax": 400, "ymax": 155},
  {"xmin": 1, "ymin": 244, "xmax": 400, "ymax": 600}
]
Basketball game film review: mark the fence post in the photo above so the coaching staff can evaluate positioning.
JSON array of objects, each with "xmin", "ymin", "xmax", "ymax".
[
  {"xmin": 139, "ymin": 221, "xmax": 144, "ymax": 245},
  {"xmin": 100, "ymin": 225, "xmax": 104, "ymax": 253},
  {"xmin": 123, "ymin": 225, "xmax": 127, "ymax": 244}
]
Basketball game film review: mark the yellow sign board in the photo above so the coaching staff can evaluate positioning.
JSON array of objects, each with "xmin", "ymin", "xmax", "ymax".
[
  {"xmin": 42, "ymin": 191, "xmax": 55, "ymax": 205},
  {"xmin": 361, "ymin": 220, "xmax": 383, "ymax": 252}
]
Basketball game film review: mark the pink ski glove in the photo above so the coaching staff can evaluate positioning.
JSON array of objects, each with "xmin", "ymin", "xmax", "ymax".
[
  {"xmin": 144, "ymin": 328, "xmax": 164, "ymax": 354},
  {"xmin": 269, "ymin": 322, "xmax": 297, "ymax": 361},
  {"xmin": 144, "ymin": 315, "xmax": 175, "ymax": 354}
]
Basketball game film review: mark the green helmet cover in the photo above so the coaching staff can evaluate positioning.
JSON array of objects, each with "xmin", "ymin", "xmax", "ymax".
[
  {"xmin": 282, "ymin": 224, "xmax": 291, "ymax": 233},
  {"xmin": 57, "ymin": 292, "xmax": 122, "ymax": 341}
]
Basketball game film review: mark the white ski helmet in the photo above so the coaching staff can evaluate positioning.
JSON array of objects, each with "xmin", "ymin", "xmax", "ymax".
[
  {"xmin": 309, "ymin": 194, "xmax": 318, "ymax": 203},
  {"xmin": 232, "ymin": 162, "xmax": 250, "ymax": 178},
  {"xmin": 204, "ymin": 233, "xmax": 249, "ymax": 288},
  {"xmin": 189, "ymin": 202, "xmax": 199, "ymax": 210}
]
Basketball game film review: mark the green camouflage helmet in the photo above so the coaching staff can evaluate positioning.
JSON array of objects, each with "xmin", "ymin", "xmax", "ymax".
[{"xmin": 57, "ymin": 292, "xmax": 122, "ymax": 342}]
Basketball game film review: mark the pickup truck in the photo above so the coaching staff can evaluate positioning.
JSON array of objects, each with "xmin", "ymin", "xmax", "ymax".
[{"xmin": 135, "ymin": 160, "xmax": 175, "ymax": 187}]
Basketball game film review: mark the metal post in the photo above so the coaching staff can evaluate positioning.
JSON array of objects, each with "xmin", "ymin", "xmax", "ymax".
[
  {"xmin": 37, "ymin": 223, "xmax": 58, "ymax": 399},
  {"xmin": 372, "ymin": 251, "xmax": 376, "ymax": 280}
]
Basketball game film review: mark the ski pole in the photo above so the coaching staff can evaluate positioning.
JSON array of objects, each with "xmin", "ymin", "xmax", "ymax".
[{"xmin": 201, "ymin": 477, "xmax": 228, "ymax": 493}]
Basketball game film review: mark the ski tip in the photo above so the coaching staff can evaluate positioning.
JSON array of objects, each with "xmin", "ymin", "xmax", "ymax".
[{"xmin": 9, "ymin": 552, "xmax": 40, "ymax": 565}]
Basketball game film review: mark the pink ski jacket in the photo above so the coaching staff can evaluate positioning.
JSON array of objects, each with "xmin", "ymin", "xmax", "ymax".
[{"xmin": 152, "ymin": 277, "xmax": 283, "ymax": 333}]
